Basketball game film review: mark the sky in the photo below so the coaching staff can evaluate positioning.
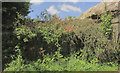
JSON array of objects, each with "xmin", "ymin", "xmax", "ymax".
[{"xmin": 27, "ymin": 0, "xmax": 101, "ymax": 19}]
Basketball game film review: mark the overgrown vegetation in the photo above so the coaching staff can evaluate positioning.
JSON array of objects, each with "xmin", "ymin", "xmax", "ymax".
[
  {"xmin": 2, "ymin": 2, "xmax": 119, "ymax": 72},
  {"xmin": 4, "ymin": 47, "xmax": 118, "ymax": 71},
  {"xmin": 2, "ymin": 2, "xmax": 32, "ymax": 70},
  {"xmin": 100, "ymin": 12, "xmax": 113, "ymax": 39}
]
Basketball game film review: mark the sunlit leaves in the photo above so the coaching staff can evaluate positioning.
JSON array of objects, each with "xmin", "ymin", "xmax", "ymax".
[{"xmin": 100, "ymin": 12, "xmax": 113, "ymax": 39}]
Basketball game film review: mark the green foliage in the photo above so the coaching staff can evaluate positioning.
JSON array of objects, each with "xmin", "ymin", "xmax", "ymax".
[
  {"xmin": 100, "ymin": 12, "xmax": 113, "ymax": 39},
  {"xmin": 3, "ymin": 7, "xmax": 119, "ymax": 72},
  {"xmin": 3, "ymin": 49, "xmax": 118, "ymax": 71},
  {"xmin": 68, "ymin": 15, "xmax": 76, "ymax": 20},
  {"xmin": 12, "ymin": 10, "xmax": 74, "ymax": 62},
  {"xmin": 14, "ymin": 11, "xmax": 58, "ymax": 46},
  {"xmin": 2, "ymin": 2, "xmax": 31, "ymax": 70},
  {"xmin": 64, "ymin": 18, "xmax": 119, "ymax": 63},
  {"xmin": 2, "ymin": 2, "xmax": 31, "ymax": 31},
  {"xmin": 68, "ymin": 16, "xmax": 72, "ymax": 20},
  {"xmin": 4, "ymin": 47, "xmax": 25, "ymax": 71}
]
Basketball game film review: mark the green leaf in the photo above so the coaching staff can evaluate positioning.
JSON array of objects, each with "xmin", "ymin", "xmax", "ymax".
[
  {"xmin": 23, "ymin": 38, "xmax": 28, "ymax": 42},
  {"xmin": 15, "ymin": 45, "xmax": 19, "ymax": 49},
  {"xmin": 17, "ymin": 36, "xmax": 20, "ymax": 39},
  {"xmin": 31, "ymin": 33, "xmax": 37, "ymax": 37}
]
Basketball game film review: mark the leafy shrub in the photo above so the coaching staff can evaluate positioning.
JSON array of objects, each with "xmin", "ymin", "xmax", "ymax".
[
  {"xmin": 2, "ymin": 30, "xmax": 20, "ymax": 70},
  {"xmin": 13, "ymin": 10, "xmax": 73, "ymax": 61},
  {"xmin": 100, "ymin": 12, "xmax": 113, "ymax": 39},
  {"xmin": 4, "ymin": 47, "xmax": 25, "ymax": 71},
  {"xmin": 64, "ymin": 18, "xmax": 119, "ymax": 63}
]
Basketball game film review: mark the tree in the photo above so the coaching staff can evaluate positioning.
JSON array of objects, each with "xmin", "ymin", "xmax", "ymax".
[
  {"xmin": 2, "ymin": 2, "xmax": 31, "ymax": 31},
  {"xmin": 2, "ymin": 2, "xmax": 32, "ymax": 70}
]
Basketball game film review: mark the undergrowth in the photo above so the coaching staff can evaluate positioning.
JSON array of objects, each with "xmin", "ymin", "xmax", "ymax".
[{"xmin": 4, "ymin": 48, "xmax": 118, "ymax": 71}]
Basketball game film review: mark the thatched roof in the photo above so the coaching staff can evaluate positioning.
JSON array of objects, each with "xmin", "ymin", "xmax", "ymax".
[{"xmin": 78, "ymin": 1, "xmax": 120, "ymax": 19}]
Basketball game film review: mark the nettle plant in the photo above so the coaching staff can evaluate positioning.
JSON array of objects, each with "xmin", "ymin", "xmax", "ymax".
[{"xmin": 13, "ymin": 10, "xmax": 73, "ymax": 58}]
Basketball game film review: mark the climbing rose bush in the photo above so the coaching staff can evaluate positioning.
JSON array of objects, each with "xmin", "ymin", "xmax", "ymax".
[{"xmin": 13, "ymin": 10, "xmax": 73, "ymax": 57}]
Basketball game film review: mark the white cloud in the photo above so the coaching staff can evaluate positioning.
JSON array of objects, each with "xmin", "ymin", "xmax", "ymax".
[
  {"xmin": 30, "ymin": 0, "xmax": 44, "ymax": 5},
  {"xmin": 64, "ymin": 0, "xmax": 79, "ymax": 3},
  {"xmin": 59, "ymin": 4, "xmax": 81, "ymax": 12},
  {"xmin": 47, "ymin": 5, "xmax": 60, "ymax": 15},
  {"xmin": 30, "ymin": 0, "xmax": 79, "ymax": 3}
]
